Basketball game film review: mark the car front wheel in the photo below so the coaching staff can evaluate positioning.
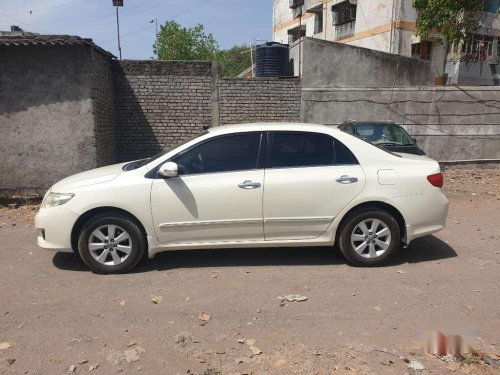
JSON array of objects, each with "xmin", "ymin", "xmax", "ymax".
[
  {"xmin": 77, "ymin": 213, "xmax": 146, "ymax": 274},
  {"xmin": 338, "ymin": 208, "xmax": 401, "ymax": 266}
]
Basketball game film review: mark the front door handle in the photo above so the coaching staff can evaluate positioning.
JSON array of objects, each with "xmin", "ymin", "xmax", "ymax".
[
  {"xmin": 238, "ymin": 180, "xmax": 261, "ymax": 189},
  {"xmin": 335, "ymin": 175, "xmax": 358, "ymax": 184}
]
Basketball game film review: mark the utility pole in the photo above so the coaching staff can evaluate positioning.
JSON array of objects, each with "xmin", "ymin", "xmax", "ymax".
[
  {"xmin": 249, "ymin": 39, "xmax": 254, "ymax": 77},
  {"xmin": 298, "ymin": 3, "xmax": 303, "ymax": 77},
  {"xmin": 112, "ymin": 0, "xmax": 123, "ymax": 59},
  {"xmin": 150, "ymin": 18, "xmax": 158, "ymax": 59}
]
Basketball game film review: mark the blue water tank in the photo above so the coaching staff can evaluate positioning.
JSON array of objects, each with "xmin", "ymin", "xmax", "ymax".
[{"xmin": 255, "ymin": 42, "xmax": 291, "ymax": 77}]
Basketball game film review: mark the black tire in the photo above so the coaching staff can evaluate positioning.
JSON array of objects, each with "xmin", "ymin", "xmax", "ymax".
[
  {"xmin": 77, "ymin": 213, "xmax": 146, "ymax": 274},
  {"xmin": 338, "ymin": 208, "xmax": 401, "ymax": 267}
]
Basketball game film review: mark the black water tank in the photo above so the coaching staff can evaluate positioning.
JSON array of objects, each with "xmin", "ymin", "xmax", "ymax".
[{"xmin": 255, "ymin": 42, "xmax": 290, "ymax": 77}]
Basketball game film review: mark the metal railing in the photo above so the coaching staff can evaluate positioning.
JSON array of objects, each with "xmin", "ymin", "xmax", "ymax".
[{"xmin": 335, "ymin": 20, "xmax": 355, "ymax": 40}]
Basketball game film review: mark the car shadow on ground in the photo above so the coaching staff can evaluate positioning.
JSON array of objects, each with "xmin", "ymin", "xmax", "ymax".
[{"xmin": 52, "ymin": 235, "xmax": 457, "ymax": 273}]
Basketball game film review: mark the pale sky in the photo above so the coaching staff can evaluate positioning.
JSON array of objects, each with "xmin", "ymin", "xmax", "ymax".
[{"xmin": 0, "ymin": 0, "xmax": 272, "ymax": 59}]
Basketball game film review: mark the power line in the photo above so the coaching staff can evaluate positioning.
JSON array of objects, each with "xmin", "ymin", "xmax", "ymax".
[
  {"xmin": 3, "ymin": 14, "xmax": 49, "ymax": 33},
  {"xmin": 165, "ymin": 0, "xmax": 215, "ymax": 22},
  {"xmin": 0, "ymin": 0, "xmax": 97, "ymax": 18},
  {"xmin": 51, "ymin": 0, "xmax": 168, "ymax": 32},
  {"xmin": 0, "ymin": 0, "xmax": 170, "ymax": 34},
  {"xmin": 99, "ymin": 0, "xmax": 216, "ymax": 45}
]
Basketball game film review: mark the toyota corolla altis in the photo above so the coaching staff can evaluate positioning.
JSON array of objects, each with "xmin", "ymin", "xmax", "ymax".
[{"xmin": 36, "ymin": 123, "xmax": 448, "ymax": 273}]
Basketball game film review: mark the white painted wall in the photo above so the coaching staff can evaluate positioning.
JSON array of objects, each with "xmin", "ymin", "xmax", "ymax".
[{"xmin": 273, "ymin": 0, "xmax": 500, "ymax": 82}]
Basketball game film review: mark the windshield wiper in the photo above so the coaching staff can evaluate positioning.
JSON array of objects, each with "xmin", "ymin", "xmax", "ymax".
[
  {"xmin": 123, "ymin": 158, "xmax": 150, "ymax": 171},
  {"xmin": 374, "ymin": 142, "xmax": 401, "ymax": 146}
]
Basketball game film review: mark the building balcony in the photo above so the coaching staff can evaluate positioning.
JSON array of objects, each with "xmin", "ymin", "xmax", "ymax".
[{"xmin": 335, "ymin": 20, "xmax": 356, "ymax": 40}]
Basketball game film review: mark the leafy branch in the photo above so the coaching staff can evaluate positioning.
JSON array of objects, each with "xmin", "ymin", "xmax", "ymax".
[{"xmin": 413, "ymin": 0, "xmax": 491, "ymax": 43}]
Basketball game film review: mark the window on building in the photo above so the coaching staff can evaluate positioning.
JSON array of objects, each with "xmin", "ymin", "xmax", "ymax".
[
  {"xmin": 458, "ymin": 35, "xmax": 498, "ymax": 60},
  {"xmin": 331, "ymin": 1, "xmax": 357, "ymax": 40},
  {"xmin": 314, "ymin": 10, "xmax": 324, "ymax": 34},
  {"xmin": 287, "ymin": 26, "xmax": 306, "ymax": 43},
  {"xmin": 305, "ymin": 4, "xmax": 324, "ymax": 35},
  {"xmin": 411, "ymin": 41, "xmax": 432, "ymax": 60},
  {"xmin": 289, "ymin": 0, "xmax": 304, "ymax": 9},
  {"xmin": 486, "ymin": 0, "xmax": 499, "ymax": 13}
]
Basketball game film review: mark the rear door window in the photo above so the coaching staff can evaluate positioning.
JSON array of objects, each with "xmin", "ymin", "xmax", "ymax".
[
  {"xmin": 268, "ymin": 132, "xmax": 359, "ymax": 168},
  {"xmin": 333, "ymin": 139, "xmax": 358, "ymax": 165},
  {"xmin": 269, "ymin": 132, "xmax": 336, "ymax": 168}
]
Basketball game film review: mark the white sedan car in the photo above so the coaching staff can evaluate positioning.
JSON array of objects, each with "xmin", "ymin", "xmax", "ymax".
[{"xmin": 35, "ymin": 123, "xmax": 448, "ymax": 274}]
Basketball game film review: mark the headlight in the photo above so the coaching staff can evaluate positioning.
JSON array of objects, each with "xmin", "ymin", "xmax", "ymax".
[{"xmin": 42, "ymin": 192, "xmax": 75, "ymax": 208}]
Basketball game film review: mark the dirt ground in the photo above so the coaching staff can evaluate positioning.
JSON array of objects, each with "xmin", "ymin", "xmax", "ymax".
[{"xmin": 0, "ymin": 169, "xmax": 499, "ymax": 375}]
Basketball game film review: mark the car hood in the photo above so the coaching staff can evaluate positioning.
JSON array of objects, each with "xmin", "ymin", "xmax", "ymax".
[{"xmin": 51, "ymin": 163, "xmax": 128, "ymax": 192}]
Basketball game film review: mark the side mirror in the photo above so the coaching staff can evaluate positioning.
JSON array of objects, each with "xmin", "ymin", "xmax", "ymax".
[
  {"xmin": 412, "ymin": 137, "xmax": 418, "ymax": 144},
  {"xmin": 158, "ymin": 162, "xmax": 178, "ymax": 178}
]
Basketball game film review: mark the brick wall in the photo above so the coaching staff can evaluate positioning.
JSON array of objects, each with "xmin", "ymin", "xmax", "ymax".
[
  {"xmin": 91, "ymin": 50, "xmax": 115, "ymax": 166},
  {"xmin": 218, "ymin": 78, "xmax": 301, "ymax": 125},
  {"xmin": 112, "ymin": 60, "xmax": 214, "ymax": 162},
  {"xmin": 111, "ymin": 62, "xmax": 302, "ymax": 162}
]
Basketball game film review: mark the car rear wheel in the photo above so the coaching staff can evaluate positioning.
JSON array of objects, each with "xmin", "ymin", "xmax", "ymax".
[
  {"xmin": 338, "ymin": 208, "xmax": 400, "ymax": 266},
  {"xmin": 78, "ymin": 213, "xmax": 146, "ymax": 274}
]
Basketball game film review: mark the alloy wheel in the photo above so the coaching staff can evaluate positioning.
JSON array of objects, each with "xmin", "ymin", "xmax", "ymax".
[
  {"xmin": 88, "ymin": 225, "xmax": 132, "ymax": 266},
  {"xmin": 350, "ymin": 218, "xmax": 392, "ymax": 259}
]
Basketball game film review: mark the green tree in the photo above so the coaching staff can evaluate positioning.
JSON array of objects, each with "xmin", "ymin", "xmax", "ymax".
[
  {"xmin": 154, "ymin": 21, "xmax": 218, "ymax": 60},
  {"xmin": 413, "ymin": 0, "xmax": 490, "ymax": 43},
  {"xmin": 154, "ymin": 21, "xmax": 253, "ymax": 77},
  {"xmin": 217, "ymin": 45, "xmax": 252, "ymax": 77}
]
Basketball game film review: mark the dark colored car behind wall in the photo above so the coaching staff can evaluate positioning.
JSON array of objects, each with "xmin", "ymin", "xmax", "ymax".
[{"xmin": 338, "ymin": 121, "xmax": 426, "ymax": 156}]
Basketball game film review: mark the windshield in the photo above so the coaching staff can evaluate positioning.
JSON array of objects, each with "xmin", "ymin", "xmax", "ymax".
[
  {"xmin": 356, "ymin": 123, "xmax": 414, "ymax": 146},
  {"xmin": 123, "ymin": 131, "xmax": 208, "ymax": 171}
]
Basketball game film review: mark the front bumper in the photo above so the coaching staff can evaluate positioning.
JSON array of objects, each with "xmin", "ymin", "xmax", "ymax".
[{"xmin": 35, "ymin": 206, "xmax": 80, "ymax": 251}]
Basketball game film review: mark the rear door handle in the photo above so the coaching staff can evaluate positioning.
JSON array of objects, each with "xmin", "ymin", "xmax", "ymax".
[
  {"xmin": 238, "ymin": 180, "xmax": 261, "ymax": 189},
  {"xmin": 335, "ymin": 175, "xmax": 358, "ymax": 184}
]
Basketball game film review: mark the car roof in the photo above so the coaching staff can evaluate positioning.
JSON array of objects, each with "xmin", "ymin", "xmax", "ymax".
[
  {"xmin": 207, "ymin": 122, "xmax": 343, "ymax": 135},
  {"xmin": 144, "ymin": 121, "xmax": 403, "ymax": 170},
  {"xmin": 343, "ymin": 120, "xmax": 398, "ymax": 126}
]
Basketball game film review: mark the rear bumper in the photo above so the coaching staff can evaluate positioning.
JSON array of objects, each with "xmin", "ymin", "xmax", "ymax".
[
  {"xmin": 35, "ymin": 206, "xmax": 79, "ymax": 252},
  {"xmin": 403, "ymin": 191, "xmax": 449, "ymax": 243}
]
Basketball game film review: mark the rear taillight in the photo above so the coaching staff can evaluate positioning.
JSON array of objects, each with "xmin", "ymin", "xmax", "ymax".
[{"xmin": 427, "ymin": 173, "xmax": 444, "ymax": 188}]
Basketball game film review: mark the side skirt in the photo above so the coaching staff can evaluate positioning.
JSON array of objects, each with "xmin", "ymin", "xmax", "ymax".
[{"xmin": 146, "ymin": 233, "xmax": 335, "ymax": 258}]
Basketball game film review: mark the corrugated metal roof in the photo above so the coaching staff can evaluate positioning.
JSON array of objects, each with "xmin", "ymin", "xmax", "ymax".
[{"xmin": 0, "ymin": 34, "xmax": 115, "ymax": 58}]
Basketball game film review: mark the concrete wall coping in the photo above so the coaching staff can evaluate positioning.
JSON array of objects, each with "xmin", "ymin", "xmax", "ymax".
[
  {"xmin": 221, "ymin": 77, "xmax": 301, "ymax": 81},
  {"xmin": 302, "ymin": 86, "xmax": 500, "ymax": 92},
  {"xmin": 111, "ymin": 60, "xmax": 214, "ymax": 76},
  {"xmin": 302, "ymin": 37, "xmax": 432, "ymax": 67}
]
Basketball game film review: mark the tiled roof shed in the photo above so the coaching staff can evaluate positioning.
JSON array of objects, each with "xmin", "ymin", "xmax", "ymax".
[{"xmin": 0, "ymin": 34, "xmax": 115, "ymax": 58}]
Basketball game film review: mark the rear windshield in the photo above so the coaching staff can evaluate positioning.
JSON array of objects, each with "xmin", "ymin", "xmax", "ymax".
[
  {"xmin": 356, "ymin": 123, "xmax": 414, "ymax": 146},
  {"xmin": 341, "ymin": 126, "xmax": 402, "ymax": 158}
]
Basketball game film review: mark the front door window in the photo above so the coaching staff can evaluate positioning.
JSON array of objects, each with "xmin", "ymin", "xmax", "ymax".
[{"xmin": 172, "ymin": 133, "xmax": 262, "ymax": 175}]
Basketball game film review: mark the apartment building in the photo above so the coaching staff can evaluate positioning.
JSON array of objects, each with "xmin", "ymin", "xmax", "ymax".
[{"xmin": 272, "ymin": 0, "xmax": 500, "ymax": 84}]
